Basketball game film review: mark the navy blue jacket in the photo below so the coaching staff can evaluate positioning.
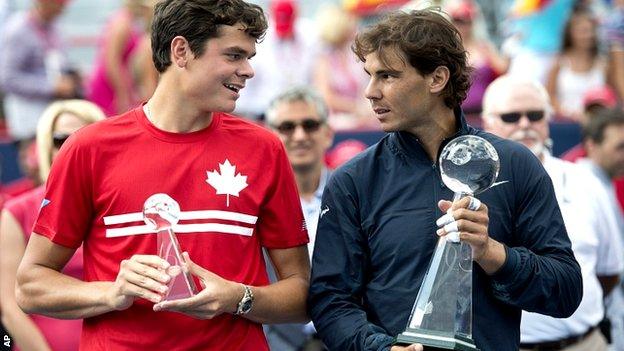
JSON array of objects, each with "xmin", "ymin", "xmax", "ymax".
[{"xmin": 308, "ymin": 111, "xmax": 582, "ymax": 351}]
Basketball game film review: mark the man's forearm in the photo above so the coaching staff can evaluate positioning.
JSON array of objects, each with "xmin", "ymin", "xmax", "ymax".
[
  {"xmin": 17, "ymin": 263, "xmax": 116, "ymax": 319},
  {"xmin": 475, "ymin": 239, "xmax": 507, "ymax": 275},
  {"xmin": 245, "ymin": 275, "xmax": 309, "ymax": 324}
]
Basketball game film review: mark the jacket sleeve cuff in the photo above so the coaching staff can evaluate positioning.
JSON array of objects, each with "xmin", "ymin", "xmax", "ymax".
[
  {"xmin": 364, "ymin": 332, "xmax": 395, "ymax": 351},
  {"xmin": 490, "ymin": 245, "xmax": 520, "ymax": 283},
  {"xmin": 489, "ymin": 245, "xmax": 523, "ymax": 301}
]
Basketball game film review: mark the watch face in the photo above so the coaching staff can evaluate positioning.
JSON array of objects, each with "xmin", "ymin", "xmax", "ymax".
[{"xmin": 241, "ymin": 299, "xmax": 253, "ymax": 313}]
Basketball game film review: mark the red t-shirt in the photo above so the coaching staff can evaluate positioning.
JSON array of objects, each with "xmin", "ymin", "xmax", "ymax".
[
  {"xmin": 5, "ymin": 185, "xmax": 83, "ymax": 351},
  {"xmin": 34, "ymin": 107, "xmax": 309, "ymax": 350}
]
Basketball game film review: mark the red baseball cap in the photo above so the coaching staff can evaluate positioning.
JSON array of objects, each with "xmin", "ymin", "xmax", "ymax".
[
  {"xmin": 326, "ymin": 139, "xmax": 367, "ymax": 169},
  {"xmin": 271, "ymin": 0, "xmax": 296, "ymax": 39},
  {"xmin": 447, "ymin": 0, "xmax": 477, "ymax": 21},
  {"xmin": 583, "ymin": 86, "xmax": 618, "ymax": 110}
]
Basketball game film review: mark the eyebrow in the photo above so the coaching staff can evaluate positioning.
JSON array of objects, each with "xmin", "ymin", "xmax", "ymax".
[
  {"xmin": 225, "ymin": 46, "xmax": 256, "ymax": 59},
  {"xmin": 363, "ymin": 67, "xmax": 401, "ymax": 76}
]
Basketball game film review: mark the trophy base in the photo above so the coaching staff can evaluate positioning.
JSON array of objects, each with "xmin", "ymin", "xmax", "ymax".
[{"xmin": 395, "ymin": 329, "xmax": 479, "ymax": 351}]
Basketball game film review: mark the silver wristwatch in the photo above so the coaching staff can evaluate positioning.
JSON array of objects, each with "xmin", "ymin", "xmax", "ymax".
[{"xmin": 235, "ymin": 285, "xmax": 254, "ymax": 315}]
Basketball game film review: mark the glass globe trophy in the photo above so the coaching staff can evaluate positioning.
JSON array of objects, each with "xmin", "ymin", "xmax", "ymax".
[
  {"xmin": 143, "ymin": 193, "xmax": 197, "ymax": 301},
  {"xmin": 395, "ymin": 135, "xmax": 499, "ymax": 350}
]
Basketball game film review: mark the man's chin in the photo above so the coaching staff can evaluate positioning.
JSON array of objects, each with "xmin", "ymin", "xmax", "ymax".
[
  {"xmin": 292, "ymin": 162, "xmax": 317, "ymax": 174},
  {"xmin": 524, "ymin": 143, "xmax": 545, "ymax": 158}
]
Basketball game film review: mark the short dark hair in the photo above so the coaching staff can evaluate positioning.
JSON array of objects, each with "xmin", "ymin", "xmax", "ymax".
[
  {"xmin": 151, "ymin": 0, "xmax": 268, "ymax": 73},
  {"xmin": 582, "ymin": 108, "xmax": 624, "ymax": 143},
  {"xmin": 352, "ymin": 8, "xmax": 471, "ymax": 109}
]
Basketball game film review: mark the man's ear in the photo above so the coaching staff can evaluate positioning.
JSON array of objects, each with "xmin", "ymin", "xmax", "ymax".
[
  {"xmin": 323, "ymin": 125, "xmax": 335, "ymax": 151},
  {"xmin": 584, "ymin": 139, "xmax": 596, "ymax": 156},
  {"xmin": 429, "ymin": 66, "xmax": 450, "ymax": 94},
  {"xmin": 481, "ymin": 115, "xmax": 494, "ymax": 131},
  {"xmin": 170, "ymin": 36, "xmax": 190, "ymax": 68}
]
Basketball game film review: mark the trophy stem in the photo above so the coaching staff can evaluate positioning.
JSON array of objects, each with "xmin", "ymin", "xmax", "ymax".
[
  {"xmin": 165, "ymin": 228, "xmax": 196, "ymax": 294},
  {"xmin": 157, "ymin": 228, "xmax": 198, "ymax": 300}
]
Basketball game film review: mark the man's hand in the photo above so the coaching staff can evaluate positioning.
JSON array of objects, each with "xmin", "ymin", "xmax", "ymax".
[
  {"xmin": 391, "ymin": 344, "xmax": 423, "ymax": 351},
  {"xmin": 106, "ymin": 255, "xmax": 171, "ymax": 311},
  {"xmin": 153, "ymin": 252, "xmax": 243, "ymax": 319},
  {"xmin": 437, "ymin": 197, "xmax": 506, "ymax": 274}
]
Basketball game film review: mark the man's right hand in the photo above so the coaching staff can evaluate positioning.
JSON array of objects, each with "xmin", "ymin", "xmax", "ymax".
[
  {"xmin": 391, "ymin": 344, "xmax": 423, "ymax": 351},
  {"xmin": 106, "ymin": 255, "xmax": 171, "ymax": 311}
]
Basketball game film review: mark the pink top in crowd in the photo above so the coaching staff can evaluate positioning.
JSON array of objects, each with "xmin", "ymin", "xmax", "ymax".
[{"xmin": 4, "ymin": 185, "xmax": 84, "ymax": 351}]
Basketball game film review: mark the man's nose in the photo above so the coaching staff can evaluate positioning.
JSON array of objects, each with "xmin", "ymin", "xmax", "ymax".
[
  {"xmin": 517, "ymin": 114, "xmax": 532, "ymax": 128},
  {"xmin": 291, "ymin": 124, "xmax": 308, "ymax": 140},
  {"xmin": 364, "ymin": 79, "xmax": 381, "ymax": 100},
  {"xmin": 238, "ymin": 59, "xmax": 254, "ymax": 79}
]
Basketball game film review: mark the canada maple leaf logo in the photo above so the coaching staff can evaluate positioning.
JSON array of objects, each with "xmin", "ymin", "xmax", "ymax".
[{"xmin": 206, "ymin": 159, "xmax": 248, "ymax": 207}]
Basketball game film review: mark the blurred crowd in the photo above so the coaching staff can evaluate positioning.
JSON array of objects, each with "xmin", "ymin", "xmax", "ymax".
[
  {"xmin": 1, "ymin": 0, "xmax": 623, "ymax": 130},
  {"xmin": 0, "ymin": 0, "xmax": 623, "ymax": 350}
]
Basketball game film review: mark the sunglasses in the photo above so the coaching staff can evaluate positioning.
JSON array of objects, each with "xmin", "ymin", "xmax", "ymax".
[
  {"xmin": 52, "ymin": 133, "xmax": 71, "ymax": 148},
  {"xmin": 272, "ymin": 119, "xmax": 323, "ymax": 135},
  {"xmin": 499, "ymin": 110, "xmax": 546, "ymax": 124}
]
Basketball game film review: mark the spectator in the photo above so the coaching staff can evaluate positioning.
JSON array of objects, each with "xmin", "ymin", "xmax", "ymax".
[
  {"xmin": 0, "ymin": 0, "xmax": 80, "ymax": 141},
  {"xmin": 14, "ymin": 1, "xmax": 310, "ymax": 350},
  {"xmin": 131, "ymin": 24, "xmax": 159, "ymax": 106},
  {"xmin": 313, "ymin": 4, "xmax": 372, "ymax": 130},
  {"xmin": 308, "ymin": 9, "xmax": 581, "ymax": 351},
  {"xmin": 545, "ymin": 7, "xmax": 607, "ymax": 121},
  {"xmin": 504, "ymin": 0, "xmax": 576, "ymax": 83},
  {"xmin": 604, "ymin": 0, "xmax": 624, "ymax": 102},
  {"xmin": 0, "ymin": 100, "xmax": 104, "ymax": 351},
  {"xmin": 577, "ymin": 108, "xmax": 624, "ymax": 350},
  {"xmin": 481, "ymin": 75, "xmax": 622, "ymax": 351},
  {"xmin": 235, "ymin": 0, "xmax": 319, "ymax": 120},
  {"xmin": 447, "ymin": 0, "xmax": 508, "ymax": 114},
  {"xmin": 561, "ymin": 86, "xmax": 618, "ymax": 160},
  {"xmin": 86, "ymin": 0, "xmax": 156, "ymax": 116},
  {"xmin": 264, "ymin": 86, "xmax": 333, "ymax": 351}
]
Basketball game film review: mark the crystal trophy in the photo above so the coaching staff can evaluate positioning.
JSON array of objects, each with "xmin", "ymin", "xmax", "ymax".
[
  {"xmin": 395, "ymin": 135, "xmax": 499, "ymax": 350},
  {"xmin": 143, "ymin": 193, "xmax": 198, "ymax": 301}
]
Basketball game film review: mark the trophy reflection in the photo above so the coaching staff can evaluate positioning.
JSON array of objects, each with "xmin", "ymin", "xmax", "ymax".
[
  {"xmin": 143, "ymin": 193, "xmax": 197, "ymax": 301},
  {"xmin": 396, "ymin": 135, "xmax": 500, "ymax": 350}
]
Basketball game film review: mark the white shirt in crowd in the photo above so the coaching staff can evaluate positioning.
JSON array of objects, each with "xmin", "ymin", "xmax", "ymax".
[
  {"xmin": 301, "ymin": 167, "xmax": 329, "ymax": 259},
  {"xmin": 521, "ymin": 154, "xmax": 624, "ymax": 343}
]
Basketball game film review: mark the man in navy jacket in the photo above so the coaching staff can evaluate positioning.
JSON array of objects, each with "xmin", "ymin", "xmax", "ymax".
[{"xmin": 307, "ymin": 8, "xmax": 582, "ymax": 351}]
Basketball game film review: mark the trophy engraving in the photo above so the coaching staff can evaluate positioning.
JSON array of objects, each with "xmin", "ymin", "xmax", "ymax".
[
  {"xmin": 396, "ymin": 135, "xmax": 500, "ymax": 350},
  {"xmin": 143, "ymin": 193, "xmax": 198, "ymax": 301}
]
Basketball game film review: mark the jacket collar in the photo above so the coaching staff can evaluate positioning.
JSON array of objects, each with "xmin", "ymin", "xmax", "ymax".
[{"xmin": 390, "ymin": 107, "xmax": 471, "ymax": 163}]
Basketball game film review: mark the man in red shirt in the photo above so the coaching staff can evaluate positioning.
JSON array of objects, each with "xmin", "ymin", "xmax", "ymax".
[{"xmin": 14, "ymin": 1, "xmax": 311, "ymax": 350}]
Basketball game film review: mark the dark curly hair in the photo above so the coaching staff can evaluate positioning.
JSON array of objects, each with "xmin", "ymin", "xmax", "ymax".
[
  {"xmin": 352, "ymin": 8, "xmax": 472, "ymax": 109},
  {"xmin": 151, "ymin": 0, "xmax": 268, "ymax": 73}
]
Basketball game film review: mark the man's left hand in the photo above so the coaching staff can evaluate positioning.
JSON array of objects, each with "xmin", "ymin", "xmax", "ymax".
[{"xmin": 152, "ymin": 252, "xmax": 243, "ymax": 319}]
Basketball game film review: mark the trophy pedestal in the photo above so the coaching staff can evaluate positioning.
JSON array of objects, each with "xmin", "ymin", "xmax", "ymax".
[{"xmin": 396, "ymin": 329, "xmax": 479, "ymax": 351}]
